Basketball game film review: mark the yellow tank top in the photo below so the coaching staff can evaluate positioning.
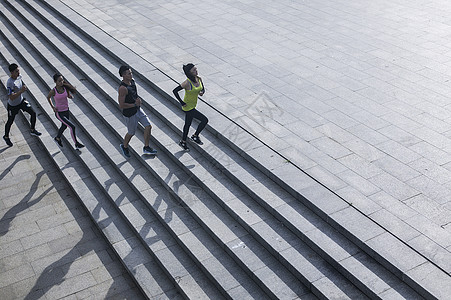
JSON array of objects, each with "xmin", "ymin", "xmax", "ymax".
[{"xmin": 182, "ymin": 78, "xmax": 203, "ymax": 111}]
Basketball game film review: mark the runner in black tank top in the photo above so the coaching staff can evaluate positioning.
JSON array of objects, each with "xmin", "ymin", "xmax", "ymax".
[{"xmin": 118, "ymin": 65, "xmax": 157, "ymax": 157}]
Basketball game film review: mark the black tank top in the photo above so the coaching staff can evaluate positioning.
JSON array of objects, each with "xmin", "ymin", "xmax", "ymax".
[{"xmin": 120, "ymin": 80, "xmax": 138, "ymax": 117}]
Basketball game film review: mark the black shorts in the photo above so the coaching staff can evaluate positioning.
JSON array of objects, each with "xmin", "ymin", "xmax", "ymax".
[{"xmin": 7, "ymin": 99, "xmax": 32, "ymax": 117}]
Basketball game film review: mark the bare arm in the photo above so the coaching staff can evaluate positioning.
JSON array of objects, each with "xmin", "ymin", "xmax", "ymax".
[
  {"xmin": 198, "ymin": 77, "xmax": 205, "ymax": 96},
  {"xmin": 46, "ymin": 89, "xmax": 57, "ymax": 112}
]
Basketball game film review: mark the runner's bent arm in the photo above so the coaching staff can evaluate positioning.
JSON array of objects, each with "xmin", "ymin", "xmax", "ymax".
[
  {"xmin": 198, "ymin": 77, "xmax": 205, "ymax": 96},
  {"xmin": 8, "ymin": 83, "xmax": 27, "ymax": 101},
  {"xmin": 173, "ymin": 81, "xmax": 189, "ymax": 106},
  {"xmin": 46, "ymin": 89, "xmax": 57, "ymax": 112}
]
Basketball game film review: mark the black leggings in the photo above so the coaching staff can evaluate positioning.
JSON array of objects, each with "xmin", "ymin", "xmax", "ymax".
[
  {"xmin": 55, "ymin": 110, "xmax": 78, "ymax": 143},
  {"xmin": 182, "ymin": 108, "xmax": 208, "ymax": 141},
  {"xmin": 5, "ymin": 100, "xmax": 37, "ymax": 137}
]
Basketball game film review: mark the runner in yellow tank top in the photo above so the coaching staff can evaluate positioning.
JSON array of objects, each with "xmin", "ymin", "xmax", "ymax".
[
  {"xmin": 173, "ymin": 63, "xmax": 209, "ymax": 152},
  {"xmin": 182, "ymin": 77, "xmax": 203, "ymax": 111}
]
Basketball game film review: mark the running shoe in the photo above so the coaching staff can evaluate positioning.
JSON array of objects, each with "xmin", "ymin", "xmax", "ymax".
[
  {"xmin": 143, "ymin": 146, "xmax": 157, "ymax": 155},
  {"xmin": 30, "ymin": 129, "xmax": 42, "ymax": 136},
  {"xmin": 179, "ymin": 140, "xmax": 190, "ymax": 152},
  {"xmin": 3, "ymin": 135, "xmax": 13, "ymax": 147},
  {"xmin": 120, "ymin": 144, "xmax": 130, "ymax": 158},
  {"xmin": 190, "ymin": 135, "xmax": 203, "ymax": 145},
  {"xmin": 75, "ymin": 142, "xmax": 85, "ymax": 149},
  {"xmin": 54, "ymin": 137, "xmax": 63, "ymax": 147}
]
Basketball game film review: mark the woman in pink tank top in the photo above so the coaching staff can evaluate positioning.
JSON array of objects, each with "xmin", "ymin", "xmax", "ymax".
[{"xmin": 46, "ymin": 73, "xmax": 84, "ymax": 149}]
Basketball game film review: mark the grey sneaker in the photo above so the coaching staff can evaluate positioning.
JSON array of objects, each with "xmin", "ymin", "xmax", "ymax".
[
  {"xmin": 75, "ymin": 142, "xmax": 85, "ymax": 149},
  {"xmin": 30, "ymin": 129, "xmax": 42, "ymax": 136},
  {"xmin": 143, "ymin": 146, "xmax": 157, "ymax": 155},
  {"xmin": 190, "ymin": 135, "xmax": 203, "ymax": 145},
  {"xmin": 120, "ymin": 144, "xmax": 130, "ymax": 158}
]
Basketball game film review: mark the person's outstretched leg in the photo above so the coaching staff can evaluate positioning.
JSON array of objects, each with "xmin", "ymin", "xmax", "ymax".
[
  {"xmin": 190, "ymin": 109, "xmax": 208, "ymax": 145},
  {"xmin": 182, "ymin": 110, "xmax": 194, "ymax": 142},
  {"xmin": 21, "ymin": 102, "xmax": 40, "ymax": 135},
  {"xmin": 179, "ymin": 110, "xmax": 194, "ymax": 151},
  {"xmin": 124, "ymin": 133, "xmax": 133, "ymax": 148},
  {"xmin": 4, "ymin": 110, "xmax": 16, "ymax": 138},
  {"xmin": 55, "ymin": 111, "xmax": 68, "ymax": 138},
  {"xmin": 55, "ymin": 111, "xmax": 83, "ymax": 148},
  {"xmin": 4, "ymin": 105, "xmax": 19, "ymax": 146}
]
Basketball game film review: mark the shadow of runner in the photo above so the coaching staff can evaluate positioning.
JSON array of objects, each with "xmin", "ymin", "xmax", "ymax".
[
  {"xmin": 18, "ymin": 169, "xmax": 145, "ymax": 299},
  {"xmin": 0, "ymin": 154, "xmax": 31, "ymax": 181},
  {"xmin": 23, "ymin": 229, "xmax": 143, "ymax": 300},
  {"xmin": 0, "ymin": 169, "xmax": 48, "ymax": 237}
]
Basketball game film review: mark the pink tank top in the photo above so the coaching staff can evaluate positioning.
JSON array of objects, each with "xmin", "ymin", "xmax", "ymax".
[{"xmin": 54, "ymin": 87, "xmax": 69, "ymax": 112}]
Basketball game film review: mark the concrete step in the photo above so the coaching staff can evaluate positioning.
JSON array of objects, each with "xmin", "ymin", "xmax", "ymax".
[{"xmin": 4, "ymin": 0, "xmax": 451, "ymax": 299}]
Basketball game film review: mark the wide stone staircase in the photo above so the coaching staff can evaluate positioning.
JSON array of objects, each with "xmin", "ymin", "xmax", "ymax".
[{"xmin": 0, "ymin": 0, "xmax": 449, "ymax": 299}]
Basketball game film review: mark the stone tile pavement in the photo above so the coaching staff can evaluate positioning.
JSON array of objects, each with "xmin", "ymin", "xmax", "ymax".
[
  {"xmin": 0, "ymin": 86, "xmax": 143, "ymax": 299},
  {"xmin": 59, "ymin": 0, "xmax": 451, "ymax": 250}
]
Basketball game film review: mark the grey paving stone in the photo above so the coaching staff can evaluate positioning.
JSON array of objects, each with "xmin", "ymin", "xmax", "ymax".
[
  {"xmin": 305, "ymin": 165, "xmax": 348, "ymax": 191},
  {"xmin": 376, "ymin": 140, "xmax": 422, "ymax": 164},
  {"xmin": 312, "ymin": 275, "xmax": 368, "ymax": 300},
  {"xmin": 406, "ymin": 175, "xmax": 451, "ymax": 206},
  {"xmin": 379, "ymin": 113, "xmax": 422, "ymax": 135},
  {"xmin": 298, "ymin": 183, "xmax": 349, "ymax": 216},
  {"xmin": 368, "ymin": 191, "xmax": 419, "ymax": 221},
  {"xmin": 0, "ymin": 263, "xmax": 35, "ymax": 289},
  {"xmin": 337, "ymin": 153, "xmax": 383, "ymax": 179},
  {"xmin": 253, "ymin": 262, "xmax": 309, "ymax": 299},
  {"xmin": 277, "ymin": 146, "xmax": 318, "ymax": 170},
  {"xmin": 405, "ymin": 262, "xmax": 451, "ymax": 300},
  {"xmin": 336, "ymin": 169, "xmax": 381, "ymax": 196},
  {"xmin": 404, "ymin": 194, "xmax": 450, "ymax": 226},
  {"xmin": 310, "ymin": 136, "xmax": 353, "ymax": 159},
  {"xmin": 343, "ymin": 138, "xmax": 386, "ymax": 162},
  {"xmin": 404, "ymin": 214, "xmax": 451, "ymax": 249},
  {"xmin": 366, "ymin": 232, "xmax": 427, "ymax": 277},
  {"xmin": 227, "ymin": 283, "xmax": 270, "ymax": 300},
  {"xmin": 369, "ymin": 209, "xmax": 421, "ymax": 242},
  {"xmin": 315, "ymin": 123, "xmax": 355, "ymax": 144},
  {"xmin": 329, "ymin": 207, "xmax": 386, "ymax": 245},
  {"xmin": 44, "ymin": 272, "xmax": 97, "ymax": 299},
  {"xmin": 339, "ymin": 252, "xmax": 400, "ymax": 297},
  {"xmin": 20, "ymin": 225, "xmax": 69, "ymax": 251},
  {"xmin": 252, "ymin": 219, "xmax": 299, "ymax": 254},
  {"xmin": 408, "ymin": 234, "xmax": 451, "ymax": 274},
  {"xmin": 369, "ymin": 172, "xmax": 420, "ymax": 201},
  {"xmin": 373, "ymin": 155, "xmax": 421, "ymax": 182},
  {"xmin": 335, "ymin": 186, "xmax": 381, "ymax": 215},
  {"xmin": 226, "ymin": 234, "xmax": 274, "ymax": 273},
  {"xmin": 378, "ymin": 285, "xmax": 423, "ymax": 300}
]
